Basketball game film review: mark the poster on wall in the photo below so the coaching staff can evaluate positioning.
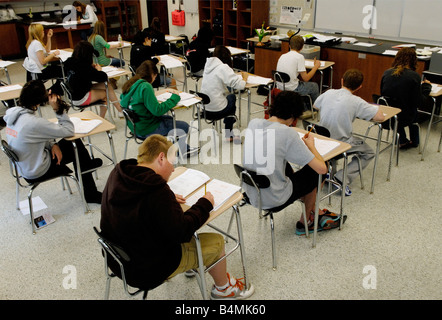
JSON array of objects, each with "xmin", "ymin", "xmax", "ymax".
[{"xmin": 279, "ymin": 6, "xmax": 302, "ymax": 25}]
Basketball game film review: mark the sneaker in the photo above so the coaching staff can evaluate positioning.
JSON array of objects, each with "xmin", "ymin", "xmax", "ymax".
[
  {"xmin": 118, "ymin": 111, "xmax": 124, "ymax": 119},
  {"xmin": 320, "ymin": 213, "xmax": 347, "ymax": 230},
  {"xmin": 210, "ymin": 273, "xmax": 255, "ymax": 300},
  {"xmin": 333, "ymin": 177, "xmax": 352, "ymax": 196},
  {"xmin": 295, "ymin": 220, "xmax": 322, "ymax": 236},
  {"xmin": 184, "ymin": 270, "xmax": 196, "ymax": 278}
]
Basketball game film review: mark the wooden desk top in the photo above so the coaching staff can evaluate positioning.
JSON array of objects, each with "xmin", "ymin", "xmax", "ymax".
[
  {"xmin": 169, "ymin": 167, "xmax": 243, "ymax": 227},
  {"xmin": 102, "ymin": 66, "xmax": 132, "ymax": 79},
  {"xmin": 376, "ymin": 105, "xmax": 402, "ymax": 122},
  {"xmin": 305, "ymin": 59, "xmax": 335, "ymax": 70},
  {"xmin": 49, "ymin": 110, "xmax": 116, "ymax": 140},
  {"xmin": 292, "ymin": 127, "xmax": 351, "ymax": 161},
  {"xmin": 430, "ymin": 83, "xmax": 442, "ymax": 97},
  {"xmin": 0, "ymin": 83, "xmax": 24, "ymax": 101},
  {"xmin": 165, "ymin": 35, "xmax": 185, "ymax": 42}
]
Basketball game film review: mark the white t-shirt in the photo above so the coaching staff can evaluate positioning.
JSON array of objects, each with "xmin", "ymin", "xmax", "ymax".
[
  {"xmin": 242, "ymin": 119, "xmax": 314, "ymax": 209},
  {"xmin": 314, "ymin": 88, "xmax": 379, "ymax": 142},
  {"xmin": 27, "ymin": 40, "xmax": 46, "ymax": 71},
  {"xmin": 275, "ymin": 50, "xmax": 306, "ymax": 91},
  {"xmin": 80, "ymin": 5, "xmax": 98, "ymax": 27}
]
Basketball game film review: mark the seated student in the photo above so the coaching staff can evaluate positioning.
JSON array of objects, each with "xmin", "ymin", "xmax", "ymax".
[
  {"xmin": 100, "ymin": 134, "xmax": 255, "ymax": 299},
  {"xmin": 72, "ymin": 1, "xmax": 98, "ymax": 41},
  {"xmin": 381, "ymin": 47, "xmax": 432, "ymax": 149},
  {"xmin": 130, "ymin": 28, "xmax": 175, "ymax": 88},
  {"xmin": 120, "ymin": 60, "xmax": 196, "ymax": 157},
  {"xmin": 242, "ymin": 90, "xmax": 345, "ymax": 235},
  {"xmin": 88, "ymin": 20, "xmax": 125, "ymax": 68},
  {"xmin": 186, "ymin": 26, "xmax": 214, "ymax": 76},
  {"xmin": 3, "ymin": 80, "xmax": 102, "ymax": 204},
  {"xmin": 149, "ymin": 17, "xmax": 168, "ymax": 55},
  {"xmin": 200, "ymin": 45, "xmax": 247, "ymax": 143},
  {"xmin": 23, "ymin": 24, "xmax": 63, "ymax": 82},
  {"xmin": 314, "ymin": 69, "xmax": 385, "ymax": 196},
  {"xmin": 64, "ymin": 41, "xmax": 124, "ymax": 119},
  {"xmin": 276, "ymin": 35, "xmax": 320, "ymax": 106}
]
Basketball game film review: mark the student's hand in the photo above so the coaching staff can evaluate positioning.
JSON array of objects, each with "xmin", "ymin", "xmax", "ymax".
[
  {"xmin": 241, "ymin": 71, "xmax": 249, "ymax": 81},
  {"xmin": 175, "ymin": 194, "xmax": 186, "ymax": 204},
  {"xmin": 422, "ymin": 79, "xmax": 431, "ymax": 84},
  {"xmin": 52, "ymin": 50, "xmax": 60, "ymax": 56},
  {"xmin": 313, "ymin": 57, "xmax": 321, "ymax": 69},
  {"xmin": 302, "ymin": 133, "xmax": 316, "ymax": 150},
  {"xmin": 51, "ymin": 144, "xmax": 63, "ymax": 165},
  {"xmin": 202, "ymin": 192, "xmax": 215, "ymax": 206},
  {"xmin": 47, "ymin": 29, "xmax": 53, "ymax": 38},
  {"xmin": 48, "ymin": 90, "xmax": 60, "ymax": 111},
  {"xmin": 93, "ymin": 64, "xmax": 102, "ymax": 71}
]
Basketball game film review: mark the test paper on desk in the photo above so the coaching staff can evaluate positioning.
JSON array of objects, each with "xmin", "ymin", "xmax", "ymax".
[
  {"xmin": 69, "ymin": 117, "xmax": 102, "ymax": 134},
  {"xmin": 108, "ymin": 41, "xmax": 131, "ymax": 48},
  {"xmin": 247, "ymin": 75, "xmax": 272, "ymax": 85},
  {"xmin": 0, "ymin": 60, "xmax": 16, "ymax": 68},
  {"xmin": 0, "ymin": 84, "xmax": 22, "ymax": 93},
  {"xmin": 297, "ymin": 132, "xmax": 340, "ymax": 157},
  {"xmin": 167, "ymin": 169, "xmax": 210, "ymax": 198},
  {"xmin": 50, "ymin": 49, "xmax": 72, "ymax": 62},
  {"xmin": 185, "ymin": 179, "xmax": 241, "ymax": 212},
  {"xmin": 102, "ymin": 66, "xmax": 125, "ymax": 78},
  {"xmin": 431, "ymin": 84, "xmax": 442, "ymax": 94},
  {"xmin": 353, "ymin": 42, "xmax": 377, "ymax": 47},
  {"xmin": 305, "ymin": 60, "xmax": 325, "ymax": 68},
  {"xmin": 157, "ymin": 55, "xmax": 183, "ymax": 68},
  {"xmin": 156, "ymin": 91, "xmax": 198, "ymax": 107}
]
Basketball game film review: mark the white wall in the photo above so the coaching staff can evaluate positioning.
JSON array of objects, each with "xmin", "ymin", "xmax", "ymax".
[{"xmin": 166, "ymin": 0, "xmax": 200, "ymax": 38}]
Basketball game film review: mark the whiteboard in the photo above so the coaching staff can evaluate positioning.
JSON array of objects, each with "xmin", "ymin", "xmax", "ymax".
[
  {"xmin": 314, "ymin": 0, "xmax": 373, "ymax": 35},
  {"xmin": 370, "ymin": 0, "xmax": 403, "ymax": 38},
  {"xmin": 399, "ymin": 0, "xmax": 442, "ymax": 43}
]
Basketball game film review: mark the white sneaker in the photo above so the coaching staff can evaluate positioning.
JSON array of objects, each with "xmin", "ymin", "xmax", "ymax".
[{"xmin": 210, "ymin": 273, "xmax": 255, "ymax": 300}]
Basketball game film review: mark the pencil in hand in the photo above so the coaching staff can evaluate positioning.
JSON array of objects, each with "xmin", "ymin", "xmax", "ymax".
[
  {"xmin": 304, "ymin": 125, "xmax": 315, "ymax": 138},
  {"xmin": 204, "ymin": 183, "xmax": 207, "ymax": 195}
]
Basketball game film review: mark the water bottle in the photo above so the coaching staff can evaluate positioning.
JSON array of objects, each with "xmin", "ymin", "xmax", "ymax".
[{"xmin": 118, "ymin": 34, "xmax": 122, "ymax": 45}]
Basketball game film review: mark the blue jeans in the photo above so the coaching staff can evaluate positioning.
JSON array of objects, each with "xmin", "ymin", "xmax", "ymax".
[
  {"xmin": 295, "ymin": 81, "xmax": 319, "ymax": 108},
  {"xmin": 139, "ymin": 115, "xmax": 190, "ymax": 154},
  {"xmin": 109, "ymin": 58, "xmax": 125, "ymax": 67},
  {"xmin": 203, "ymin": 94, "xmax": 237, "ymax": 137}
]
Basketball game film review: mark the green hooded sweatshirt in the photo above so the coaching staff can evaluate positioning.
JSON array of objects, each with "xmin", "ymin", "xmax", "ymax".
[{"xmin": 120, "ymin": 79, "xmax": 180, "ymax": 137}]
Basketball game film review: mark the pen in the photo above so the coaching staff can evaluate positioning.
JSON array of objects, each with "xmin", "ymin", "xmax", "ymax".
[
  {"xmin": 378, "ymin": 42, "xmax": 383, "ymax": 46},
  {"xmin": 304, "ymin": 125, "xmax": 315, "ymax": 138}
]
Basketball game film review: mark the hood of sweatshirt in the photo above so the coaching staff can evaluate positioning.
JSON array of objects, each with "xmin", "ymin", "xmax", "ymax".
[
  {"xmin": 105, "ymin": 158, "xmax": 168, "ymax": 206},
  {"xmin": 4, "ymin": 106, "xmax": 34, "ymax": 126},
  {"xmin": 203, "ymin": 57, "xmax": 223, "ymax": 74},
  {"xmin": 120, "ymin": 79, "xmax": 147, "ymax": 109}
]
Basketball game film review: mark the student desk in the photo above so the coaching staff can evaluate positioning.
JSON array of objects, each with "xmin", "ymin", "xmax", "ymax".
[
  {"xmin": 210, "ymin": 46, "xmax": 251, "ymax": 72},
  {"xmin": 0, "ymin": 83, "xmax": 23, "ymax": 105},
  {"xmin": 354, "ymin": 105, "xmax": 401, "ymax": 194},
  {"xmin": 49, "ymin": 110, "xmax": 117, "ymax": 211},
  {"xmin": 166, "ymin": 35, "xmax": 186, "ymax": 56},
  {"xmin": 292, "ymin": 127, "xmax": 351, "ymax": 248},
  {"xmin": 169, "ymin": 167, "xmax": 250, "ymax": 300},
  {"xmin": 305, "ymin": 59, "xmax": 335, "ymax": 94},
  {"xmin": 107, "ymin": 40, "xmax": 131, "ymax": 69},
  {"xmin": 156, "ymin": 54, "xmax": 188, "ymax": 91},
  {"xmin": 0, "ymin": 60, "xmax": 15, "ymax": 84},
  {"xmin": 420, "ymin": 83, "xmax": 442, "ymax": 161}
]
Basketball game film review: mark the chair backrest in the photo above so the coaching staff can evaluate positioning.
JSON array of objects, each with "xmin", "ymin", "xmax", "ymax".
[
  {"xmin": 1, "ymin": 139, "xmax": 19, "ymax": 163},
  {"xmin": 193, "ymin": 91, "xmax": 210, "ymax": 105},
  {"xmin": 233, "ymin": 164, "xmax": 271, "ymax": 189},
  {"xmin": 428, "ymin": 52, "xmax": 442, "ymax": 74},
  {"xmin": 122, "ymin": 109, "xmax": 142, "ymax": 140},
  {"xmin": 59, "ymin": 81, "xmax": 77, "ymax": 110},
  {"xmin": 305, "ymin": 122, "xmax": 331, "ymax": 138},
  {"xmin": 272, "ymin": 70, "xmax": 290, "ymax": 91}
]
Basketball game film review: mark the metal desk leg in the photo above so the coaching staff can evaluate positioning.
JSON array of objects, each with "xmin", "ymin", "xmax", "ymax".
[
  {"xmin": 106, "ymin": 131, "xmax": 118, "ymax": 167},
  {"xmin": 4, "ymin": 67, "xmax": 11, "ymax": 84},
  {"xmin": 232, "ymin": 204, "xmax": 250, "ymax": 290},
  {"xmin": 237, "ymin": 90, "xmax": 242, "ymax": 128},
  {"xmin": 319, "ymin": 70, "xmax": 324, "ymax": 94},
  {"xmin": 370, "ymin": 124, "xmax": 383, "ymax": 194},
  {"xmin": 72, "ymin": 140, "xmax": 91, "ymax": 213},
  {"xmin": 313, "ymin": 173, "xmax": 322, "ymax": 248},
  {"xmin": 247, "ymin": 88, "xmax": 251, "ymax": 126},
  {"xmin": 387, "ymin": 115, "xmax": 398, "ymax": 181},
  {"xmin": 339, "ymin": 153, "xmax": 348, "ymax": 230},
  {"xmin": 438, "ymin": 128, "xmax": 442, "ymax": 152},
  {"xmin": 194, "ymin": 232, "xmax": 209, "ymax": 300},
  {"xmin": 421, "ymin": 97, "xmax": 436, "ymax": 161}
]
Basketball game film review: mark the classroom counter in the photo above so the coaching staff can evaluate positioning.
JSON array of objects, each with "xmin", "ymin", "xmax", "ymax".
[{"xmin": 253, "ymin": 34, "xmax": 430, "ymax": 102}]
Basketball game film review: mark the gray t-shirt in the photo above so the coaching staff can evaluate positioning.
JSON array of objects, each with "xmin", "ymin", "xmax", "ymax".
[
  {"xmin": 314, "ymin": 88, "xmax": 378, "ymax": 142},
  {"xmin": 242, "ymin": 119, "xmax": 314, "ymax": 209}
]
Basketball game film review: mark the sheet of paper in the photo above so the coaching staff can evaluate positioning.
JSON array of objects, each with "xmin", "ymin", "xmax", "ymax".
[
  {"xmin": 353, "ymin": 42, "xmax": 377, "ymax": 47},
  {"xmin": 382, "ymin": 50, "xmax": 398, "ymax": 56},
  {"xmin": 108, "ymin": 41, "xmax": 131, "ymax": 48},
  {"xmin": 69, "ymin": 117, "xmax": 102, "ymax": 134},
  {"xmin": 157, "ymin": 55, "xmax": 184, "ymax": 69},
  {"xmin": 0, "ymin": 84, "xmax": 22, "ymax": 93},
  {"xmin": 168, "ymin": 169, "xmax": 210, "ymax": 198},
  {"xmin": 305, "ymin": 60, "xmax": 325, "ymax": 68},
  {"xmin": 51, "ymin": 49, "xmax": 72, "ymax": 62},
  {"xmin": 431, "ymin": 84, "xmax": 442, "ymax": 94},
  {"xmin": 247, "ymin": 75, "xmax": 272, "ymax": 85},
  {"xmin": 0, "ymin": 60, "xmax": 16, "ymax": 68},
  {"xmin": 184, "ymin": 179, "xmax": 241, "ymax": 212},
  {"xmin": 19, "ymin": 196, "xmax": 48, "ymax": 216},
  {"xmin": 297, "ymin": 132, "xmax": 340, "ymax": 157}
]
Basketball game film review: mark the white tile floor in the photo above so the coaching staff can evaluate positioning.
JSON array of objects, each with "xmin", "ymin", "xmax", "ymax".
[{"xmin": 1, "ymin": 48, "xmax": 441, "ymax": 302}]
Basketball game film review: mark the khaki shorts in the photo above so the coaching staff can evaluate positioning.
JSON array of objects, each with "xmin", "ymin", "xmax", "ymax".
[{"xmin": 168, "ymin": 233, "xmax": 224, "ymax": 279}]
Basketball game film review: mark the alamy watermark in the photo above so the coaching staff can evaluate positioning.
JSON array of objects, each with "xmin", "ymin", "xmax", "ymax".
[{"xmin": 362, "ymin": 265, "xmax": 377, "ymax": 289}]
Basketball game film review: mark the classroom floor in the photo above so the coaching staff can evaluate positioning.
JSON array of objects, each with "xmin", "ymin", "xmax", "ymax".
[{"xmin": 1, "ymin": 47, "xmax": 441, "ymax": 301}]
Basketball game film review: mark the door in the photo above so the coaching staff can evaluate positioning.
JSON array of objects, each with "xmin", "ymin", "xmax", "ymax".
[{"xmin": 146, "ymin": 0, "xmax": 170, "ymax": 34}]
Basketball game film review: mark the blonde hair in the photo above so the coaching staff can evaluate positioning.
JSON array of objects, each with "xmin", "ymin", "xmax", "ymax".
[
  {"xmin": 26, "ymin": 24, "xmax": 45, "ymax": 49},
  {"xmin": 137, "ymin": 134, "xmax": 176, "ymax": 164},
  {"xmin": 88, "ymin": 20, "xmax": 106, "ymax": 43}
]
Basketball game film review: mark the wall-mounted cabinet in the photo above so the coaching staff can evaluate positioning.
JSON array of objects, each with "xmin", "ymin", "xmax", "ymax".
[{"xmin": 199, "ymin": 0, "xmax": 269, "ymax": 49}]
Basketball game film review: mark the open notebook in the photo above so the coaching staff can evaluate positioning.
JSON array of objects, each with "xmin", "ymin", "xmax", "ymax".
[{"xmin": 168, "ymin": 169, "xmax": 241, "ymax": 212}]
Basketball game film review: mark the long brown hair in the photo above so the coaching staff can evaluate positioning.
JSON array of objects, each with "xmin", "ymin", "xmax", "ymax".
[
  {"xmin": 72, "ymin": 1, "xmax": 86, "ymax": 15},
  {"xmin": 213, "ymin": 45, "xmax": 232, "ymax": 67},
  {"xmin": 391, "ymin": 47, "xmax": 417, "ymax": 76},
  {"xmin": 122, "ymin": 60, "xmax": 159, "ymax": 94},
  {"xmin": 88, "ymin": 20, "xmax": 106, "ymax": 43}
]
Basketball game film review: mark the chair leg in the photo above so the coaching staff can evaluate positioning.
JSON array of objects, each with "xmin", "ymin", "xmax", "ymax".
[
  {"xmin": 123, "ymin": 138, "xmax": 130, "ymax": 160},
  {"xmin": 300, "ymin": 201, "xmax": 308, "ymax": 239},
  {"xmin": 27, "ymin": 188, "xmax": 37, "ymax": 235},
  {"xmin": 269, "ymin": 212, "xmax": 277, "ymax": 271},
  {"xmin": 356, "ymin": 156, "xmax": 364, "ymax": 190},
  {"xmin": 66, "ymin": 175, "xmax": 90, "ymax": 214}
]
